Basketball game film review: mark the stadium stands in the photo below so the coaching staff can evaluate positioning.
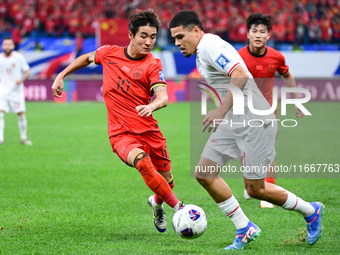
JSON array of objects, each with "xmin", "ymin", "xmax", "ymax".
[{"xmin": 0, "ymin": 0, "xmax": 340, "ymax": 48}]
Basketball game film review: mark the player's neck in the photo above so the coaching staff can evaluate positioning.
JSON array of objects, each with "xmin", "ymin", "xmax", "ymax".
[
  {"xmin": 126, "ymin": 45, "xmax": 147, "ymax": 59},
  {"xmin": 249, "ymin": 45, "xmax": 266, "ymax": 56}
]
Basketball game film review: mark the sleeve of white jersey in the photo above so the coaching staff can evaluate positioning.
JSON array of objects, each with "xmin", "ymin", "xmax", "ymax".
[
  {"xmin": 20, "ymin": 54, "xmax": 30, "ymax": 72},
  {"xmin": 201, "ymin": 36, "xmax": 240, "ymax": 76}
]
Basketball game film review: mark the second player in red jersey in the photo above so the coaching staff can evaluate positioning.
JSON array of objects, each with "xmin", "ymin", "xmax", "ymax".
[{"xmin": 239, "ymin": 13, "xmax": 304, "ymax": 208}]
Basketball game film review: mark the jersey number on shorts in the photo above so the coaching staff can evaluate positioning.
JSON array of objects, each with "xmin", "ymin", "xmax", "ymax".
[
  {"xmin": 160, "ymin": 147, "xmax": 169, "ymax": 159},
  {"xmin": 117, "ymin": 76, "xmax": 130, "ymax": 93}
]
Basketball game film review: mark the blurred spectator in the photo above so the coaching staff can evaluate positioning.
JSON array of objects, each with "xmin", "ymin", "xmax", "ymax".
[
  {"xmin": 11, "ymin": 25, "xmax": 22, "ymax": 50},
  {"xmin": 308, "ymin": 17, "xmax": 322, "ymax": 43},
  {"xmin": 75, "ymin": 31, "xmax": 84, "ymax": 57}
]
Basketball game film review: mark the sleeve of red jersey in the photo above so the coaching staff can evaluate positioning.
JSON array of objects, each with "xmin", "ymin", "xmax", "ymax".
[
  {"xmin": 277, "ymin": 52, "xmax": 289, "ymax": 75},
  {"xmin": 94, "ymin": 45, "xmax": 110, "ymax": 65},
  {"xmin": 148, "ymin": 58, "xmax": 167, "ymax": 92}
]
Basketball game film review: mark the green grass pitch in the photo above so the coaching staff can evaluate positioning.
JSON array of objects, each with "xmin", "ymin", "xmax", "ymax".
[{"xmin": 0, "ymin": 101, "xmax": 339, "ymax": 254}]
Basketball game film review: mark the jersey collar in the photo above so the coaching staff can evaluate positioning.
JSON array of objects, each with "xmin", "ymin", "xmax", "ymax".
[
  {"xmin": 124, "ymin": 47, "xmax": 148, "ymax": 61},
  {"xmin": 247, "ymin": 46, "xmax": 267, "ymax": 58}
]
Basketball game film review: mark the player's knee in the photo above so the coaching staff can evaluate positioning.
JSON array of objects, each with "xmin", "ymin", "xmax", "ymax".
[
  {"xmin": 246, "ymin": 186, "xmax": 265, "ymax": 199},
  {"xmin": 195, "ymin": 171, "xmax": 212, "ymax": 187}
]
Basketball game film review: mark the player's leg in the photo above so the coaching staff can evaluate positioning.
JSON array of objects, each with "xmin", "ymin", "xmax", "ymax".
[
  {"xmin": 13, "ymin": 97, "xmax": 32, "ymax": 145},
  {"xmin": 195, "ymin": 157, "xmax": 260, "ymax": 250},
  {"xmin": 260, "ymin": 159, "xmax": 277, "ymax": 208},
  {"xmin": 0, "ymin": 110, "xmax": 4, "ymax": 144},
  {"xmin": 244, "ymin": 177, "xmax": 324, "ymax": 245},
  {"xmin": 127, "ymin": 148, "xmax": 181, "ymax": 211},
  {"xmin": 243, "ymin": 123, "xmax": 323, "ymax": 245},
  {"xmin": 17, "ymin": 111, "xmax": 32, "ymax": 145},
  {"xmin": 147, "ymin": 170, "xmax": 174, "ymax": 232}
]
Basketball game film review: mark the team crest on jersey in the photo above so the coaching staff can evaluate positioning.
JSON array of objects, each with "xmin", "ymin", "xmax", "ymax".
[
  {"xmin": 134, "ymin": 68, "xmax": 143, "ymax": 79},
  {"xmin": 12, "ymin": 63, "xmax": 16, "ymax": 68},
  {"xmin": 159, "ymin": 70, "xmax": 166, "ymax": 82},
  {"xmin": 268, "ymin": 63, "xmax": 275, "ymax": 73},
  {"xmin": 215, "ymin": 53, "xmax": 230, "ymax": 69}
]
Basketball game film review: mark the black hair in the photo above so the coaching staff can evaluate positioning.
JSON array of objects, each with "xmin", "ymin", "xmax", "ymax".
[
  {"xmin": 246, "ymin": 13, "xmax": 273, "ymax": 32},
  {"xmin": 169, "ymin": 10, "xmax": 204, "ymax": 31},
  {"xmin": 128, "ymin": 10, "xmax": 161, "ymax": 36},
  {"xmin": 2, "ymin": 37, "xmax": 14, "ymax": 43}
]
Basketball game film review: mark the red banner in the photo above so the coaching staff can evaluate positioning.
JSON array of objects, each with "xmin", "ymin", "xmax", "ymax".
[{"xmin": 98, "ymin": 19, "xmax": 130, "ymax": 46}]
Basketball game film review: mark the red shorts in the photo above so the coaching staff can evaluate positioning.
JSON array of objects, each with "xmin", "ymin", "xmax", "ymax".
[{"xmin": 109, "ymin": 131, "xmax": 171, "ymax": 172}]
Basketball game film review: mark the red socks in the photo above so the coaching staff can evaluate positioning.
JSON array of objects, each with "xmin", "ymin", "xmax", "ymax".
[
  {"xmin": 134, "ymin": 152, "xmax": 179, "ymax": 208},
  {"xmin": 265, "ymin": 177, "xmax": 276, "ymax": 184}
]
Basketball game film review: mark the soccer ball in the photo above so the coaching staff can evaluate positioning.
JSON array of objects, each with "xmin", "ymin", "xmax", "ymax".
[{"xmin": 172, "ymin": 204, "xmax": 207, "ymax": 239}]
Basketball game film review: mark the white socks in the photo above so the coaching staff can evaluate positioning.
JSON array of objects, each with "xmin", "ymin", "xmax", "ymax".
[
  {"xmin": 0, "ymin": 112, "xmax": 4, "ymax": 141},
  {"xmin": 17, "ymin": 115, "xmax": 28, "ymax": 140},
  {"xmin": 218, "ymin": 195, "xmax": 249, "ymax": 229},
  {"xmin": 282, "ymin": 191, "xmax": 315, "ymax": 217}
]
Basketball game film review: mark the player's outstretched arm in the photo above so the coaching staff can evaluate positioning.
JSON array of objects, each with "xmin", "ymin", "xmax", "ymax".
[
  {"xmin": 52, "ymin": 52, "xmax": 95, "ymax": 98},
  {"xmin": 136, "ymin": 85, "xmax": 168, "ymax": 117},
  {"xmin": 282, "ymin": 71, "xmax": 304, "ymax": 118}
]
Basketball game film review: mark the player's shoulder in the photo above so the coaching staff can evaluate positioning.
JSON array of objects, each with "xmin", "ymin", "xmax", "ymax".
[
  {"xmin": 238, "ymin": 46, "xmax": 248, "ymax": 55},
  {"xmin": 200, "ymin": 33, "xmax": 225, "ymax": 47},
  {"xmin": 96, "ymin": 45, "xmax": 121, "ymax": 54},
  {"xmin": 266, "ymin": 46, "xmax": 284, "ymax": 57}
]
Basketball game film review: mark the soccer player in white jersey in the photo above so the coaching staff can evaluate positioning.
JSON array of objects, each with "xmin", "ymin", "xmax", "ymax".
[
  {"xmin": 170, "ymin": 10, "xmax": 323, "ymax": 250},
  {"xmin": 0, "ymin": 37, "xmax": 32, "ymax": 145}
]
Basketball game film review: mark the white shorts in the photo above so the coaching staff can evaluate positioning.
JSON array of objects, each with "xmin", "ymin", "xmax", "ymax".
[
  {"xmin": 201, "ymin": 121, "xmax": 277, "ymax": 180},
  {"xmin": 0, "ymin": 96, "xmax": 26, "ymax": 113}
]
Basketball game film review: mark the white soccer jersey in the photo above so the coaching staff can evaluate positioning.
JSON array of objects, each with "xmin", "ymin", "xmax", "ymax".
[
  {"xmin": 196, "ymin": 33, "xmax": 275, "ymax": 125},
  {"xmin": 0, "ymin": 51, "xmax": 30, "ymax": 99}
]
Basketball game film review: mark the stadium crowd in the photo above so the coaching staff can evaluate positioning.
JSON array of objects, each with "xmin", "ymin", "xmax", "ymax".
[{"xmin": 0, "ymin": 0, "xmax": 339, "ymax": 45}]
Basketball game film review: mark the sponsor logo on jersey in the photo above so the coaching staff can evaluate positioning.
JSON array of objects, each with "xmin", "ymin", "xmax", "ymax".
[
  {"xmin": 215, "ymin": 54, "xmax": 230, "ymax": 69},
  {"xmin": 159, "ymin": 70, "xmax": 165, "ymax": 82}
]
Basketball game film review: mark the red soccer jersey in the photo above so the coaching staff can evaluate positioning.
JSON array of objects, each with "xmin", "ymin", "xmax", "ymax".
[
  {"xmin": 238, "ymin": 46, "xmax": 289, "ymax": 106},
  {"xmin": 94, "ymin": 45, "xmax": 166, "ymax": 137}
]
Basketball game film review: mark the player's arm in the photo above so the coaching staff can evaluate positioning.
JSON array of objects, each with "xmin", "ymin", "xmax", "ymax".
[
  {"xmin": 282, "ymin": 71, "xmax": 303, "ymax": 118},
  {"xmin": 202, "ymin": 65, "xmax": 248, "ymax": 132},
  {"xmin": 52, "ymin": 52, "xmax": 95, "ymax": 98},
  {"xmin": 16, "ymin": 69, "xmax": 30, "ymax": 85},
  {"xmin": 136, "ymin": 85, "xmax": 168, "ymax": 117}
]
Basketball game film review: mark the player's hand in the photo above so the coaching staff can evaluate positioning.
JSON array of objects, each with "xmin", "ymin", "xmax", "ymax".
[
  {"xmin": 136, "ymin": 105, "xmax": 153, "ymax": 117},
  {"xmin": 52, "ymin": 77, "xmax": 64, "ymax": 98},
  {"xmin": 295, "ymin": 105, "xmax": 304, "ymax": 118},
  {"xmin": 16, "ymin": 79, "xmax": 21, "ymax": 85},
  {"xmin": 202, "ymin": 109, "xmax": 225, "ymax": 133}
]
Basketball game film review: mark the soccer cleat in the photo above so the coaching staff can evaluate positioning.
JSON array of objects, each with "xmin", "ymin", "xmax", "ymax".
[
  {"xmin": 0, "ymin": 140, "xmax": 3, "ymax": 145},
  {"xmin": 148, "ymin": 195, "xmax": 166, "ymax": 232},
  {"xmin": 260, "ymin": 200, "xmax": 274, "ymax": 208},
  {"xmin": 21, "ymin": 139, "xmax": 33, "ymax": 145},
  {"xmin": 225, "ymin": 221, "xmax": 261, "ymax": 250},
  {"xmin": 244, "ymin": 189, "xmax": 251, "ymax": 200},
  {"xmin": 174, "ymin": 201, "xmax": 184, "ymax": 212},
  {"xmin": 304, "ymin": 202, "xmax": 324, "ymax": 245}
]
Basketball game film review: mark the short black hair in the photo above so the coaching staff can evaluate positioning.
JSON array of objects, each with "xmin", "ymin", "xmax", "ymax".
[
  {"xmin": 128, "ymin": 10, "xmax": 161, "ymax": 36},
  {"xmin": 169, "ymin": 10, "xmax": 204, "ymax": 31},
  {"xmin": 2, "ymin": 37, "xmax": 14, "ymax": 43},
  {"xmin": 246, "ymin": 13, "xmax": 273, "ymax": 32}
]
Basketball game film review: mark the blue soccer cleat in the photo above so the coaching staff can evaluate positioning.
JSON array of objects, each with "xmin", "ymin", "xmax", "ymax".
[
  {"xmin": 225, "ymin": 221, "xmax": 261, "ymax": 250},
  {"xmin": 148, "ymin": 195, "xmax": 166, "ymax": 232},
  {"xmin": 304, "ymin": 202, "xmax": 324, "ymax": 245}
]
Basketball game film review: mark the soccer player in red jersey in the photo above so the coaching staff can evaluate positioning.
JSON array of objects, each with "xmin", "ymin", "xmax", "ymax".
[
  {"xmin": 239, "ymin": 13, "xmax": 303, "ymax": 208},
  {"xmin": 52, "ymin": 10, "xmax": 182, "ymax": 233}
]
